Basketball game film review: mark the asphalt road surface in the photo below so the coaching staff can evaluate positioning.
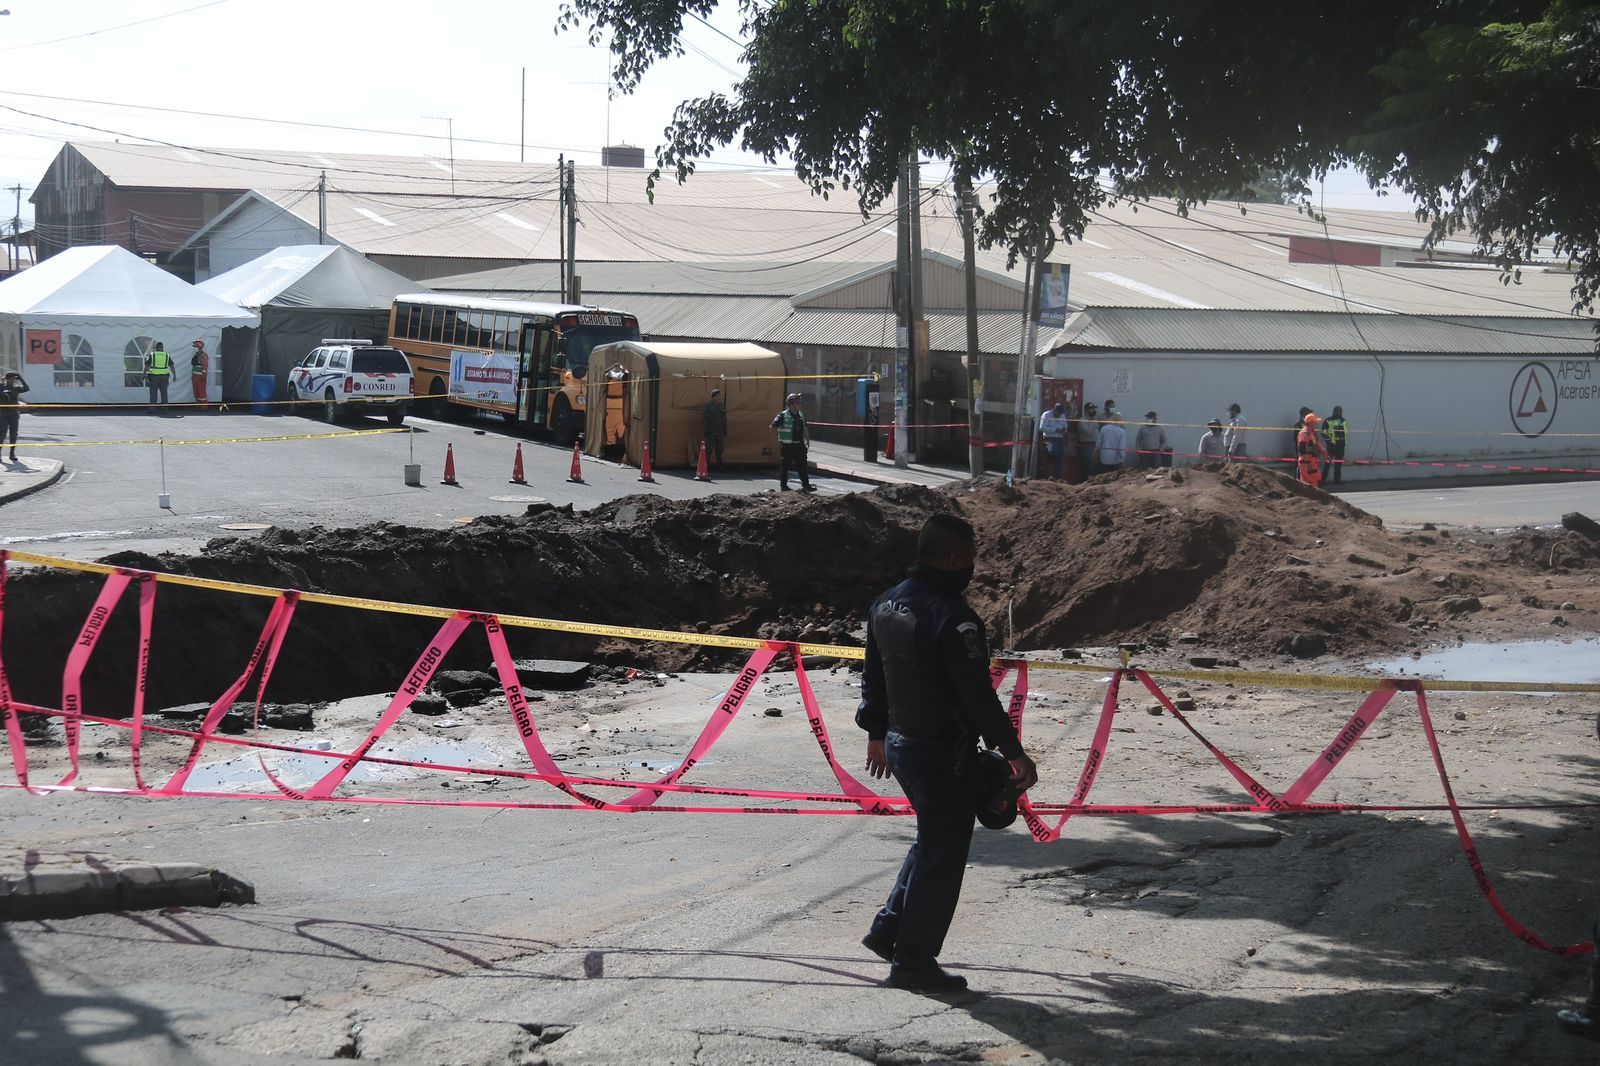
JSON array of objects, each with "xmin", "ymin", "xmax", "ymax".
[
  {"xmin": 1, "ymin": 410, "xmax": 856, "ymax": 560},
  {"xmin": 1339, "ymin": 478, "xmax": 1600, "ymax": 530},
  {"xmin": 2, "ymin": 666, "xmax": 1595, "ymax": 1065}
]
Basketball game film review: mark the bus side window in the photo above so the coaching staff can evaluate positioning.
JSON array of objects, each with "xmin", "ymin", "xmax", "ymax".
[{"xmin": 423, "ymin": 306, "xmax": 438, "ymax": 343}]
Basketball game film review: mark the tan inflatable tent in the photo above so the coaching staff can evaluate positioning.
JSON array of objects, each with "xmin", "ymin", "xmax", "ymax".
[{"xmin": 584, "ymin": 341, "xmax": 787, "ymax": 468}]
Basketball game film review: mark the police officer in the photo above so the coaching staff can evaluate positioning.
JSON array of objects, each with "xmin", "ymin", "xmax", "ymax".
[
  {"xmin": 857, "ymin": 513, "xmax": 1039, "ymax": 992},
  {"xmin": 771, "ymin": 391, "xmax": 814, "ymax": 491},
  {"xmin": 0, "ymin": 370, "xmax": 28, "ymax": 463},
  {"xmin": 1323, "ymin": 405, "xmax": 1349, "ymax": 483},
  {"xmin": 144, "ymin": 342, "xmax": 173, "ymax": 409}
]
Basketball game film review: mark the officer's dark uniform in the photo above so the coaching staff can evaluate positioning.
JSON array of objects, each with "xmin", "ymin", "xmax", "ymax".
[{"xmin": 857, "ymin": 563, "xmax": 1023, "ymax": 971}]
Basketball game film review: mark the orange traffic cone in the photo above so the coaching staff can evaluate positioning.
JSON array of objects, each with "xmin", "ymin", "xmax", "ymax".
[
  {"xmin": 509, "ymin": 443, "xmax": 528, "ymax": 485},
  {"xmin": 566, "ymin": 441, "xmax": 584, "ymax": 484},
  {"xmin": 441, "ymin": 444, "xmax": 459, "ymax": 486},
  {"xmin": 694, "ymin": 439, "xmax": 710, "ymax": 482},
  {"xmin": 884, "ymin": 420, "xmax": 895, "ymax": 461},
  {"xmin": 638, "ymin": 441, "xmax": 655, "ymax": 482}
]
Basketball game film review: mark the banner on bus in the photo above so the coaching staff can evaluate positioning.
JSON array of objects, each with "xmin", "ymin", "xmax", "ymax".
[{"xmin": 449, "ymin": 349, "xmax": 518, "ymax": 406}]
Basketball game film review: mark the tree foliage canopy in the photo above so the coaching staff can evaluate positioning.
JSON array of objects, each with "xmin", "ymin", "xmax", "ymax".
[{"xmin": 559, "ymin": 0, "xmax": 1600, "ymax": 311}]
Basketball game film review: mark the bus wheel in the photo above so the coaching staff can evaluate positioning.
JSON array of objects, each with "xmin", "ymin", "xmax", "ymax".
[
  {"xmin": 551, "ymin": 398, "xmax": 577, "ymax": 445},
  {"xmin": 428, "ymin": 378, "xmax": 449, "ymax": 420}
]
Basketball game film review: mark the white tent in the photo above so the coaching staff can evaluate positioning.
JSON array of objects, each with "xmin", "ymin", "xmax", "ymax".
[
  {"xmin": 0, "ymin": 245, "xmax": 259, "ymax": 405},
  {"xmin": 198, "ymin": 246, "xmax": 421, "ymax": 399}
]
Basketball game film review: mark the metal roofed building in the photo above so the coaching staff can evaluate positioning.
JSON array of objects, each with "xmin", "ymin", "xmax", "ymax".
[{"xmin": 38, "ymin": 140, "xmax": 1596, "ymax": 477}]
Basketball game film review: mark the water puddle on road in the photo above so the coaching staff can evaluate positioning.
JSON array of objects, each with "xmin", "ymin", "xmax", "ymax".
[
  {"xmin": 185, "ymin": 736, "xmax": 500, "ymax": 792},
  {"xmin": 1368, "ymin": 638, "xmax": 1600, "ymax": 694}
]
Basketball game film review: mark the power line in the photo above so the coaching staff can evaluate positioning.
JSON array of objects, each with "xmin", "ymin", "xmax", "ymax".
[
  {"xmin": 0, "ymin": 89, "xmax": 799, "ymax": 172},
  {"xmin": 0, "ymin": 0, "xmax": 234, "ymax": 53}
]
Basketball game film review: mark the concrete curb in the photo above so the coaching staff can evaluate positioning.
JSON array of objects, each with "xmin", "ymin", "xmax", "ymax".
[
  {"xmin": 0, "ymin": 457, "xmax": 66, "ymax": 506},
  {"xmin": 1, "ymin": 849, "xmax": 254, "ymax": 921}
]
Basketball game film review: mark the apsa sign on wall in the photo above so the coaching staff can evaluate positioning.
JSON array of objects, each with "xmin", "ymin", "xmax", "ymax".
[{"xmin": 25, "ymin": 329, "xmax": 62, "ymax": 364}]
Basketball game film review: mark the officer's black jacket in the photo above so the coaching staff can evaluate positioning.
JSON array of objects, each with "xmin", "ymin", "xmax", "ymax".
[{"xmin": 856, "ymin": 564, "xmax": 1024, "ymax": 759}]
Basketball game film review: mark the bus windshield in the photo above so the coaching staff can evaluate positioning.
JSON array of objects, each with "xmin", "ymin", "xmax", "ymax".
[{"xmin": 562, "ymin": 322, "xmax": 640, "ymax": 372}]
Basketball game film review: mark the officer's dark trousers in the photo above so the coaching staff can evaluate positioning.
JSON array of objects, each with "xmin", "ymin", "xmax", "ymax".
[
  {"xmin": 147, "ymin": 375, "xmax": 169, "ymax": 407},
  {"xmin": 778, "ymin": 442, "xmax": 810, "ymax": 488},
  {"xmin": 868, "ymin": 731, "xmax": 976, "ymax": 967}
]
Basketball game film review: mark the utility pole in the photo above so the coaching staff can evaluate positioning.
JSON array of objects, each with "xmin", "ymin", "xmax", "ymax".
[
  {"xmin": 906, "ymin": 153, "xmax": 924, "ymax": 460},
  {"xmin": 565, "ymin": 160, "xmax": 579, "ymax": 303},
  {"xmin": 520, "ymin": 67, "xmax": 526, "ymax": 163},
  {"xmin": 7, "ymin": 184, "xmax": 20, "ymax": 275},
  {"xmin": 893, "ymin": 157, "xmax": 911, "ymax": 468},
  {"xmin": 959, "ymin": 172, "xmax": 983, "ymax": 477},
  {"xmin": 1008, "ymin": 227, "xmax": 1050, "ymax": 484},
  {"xmin": 317, "ymin": 170, "xmax": 328, "ymax": 244},
  {"xmin": 558, "ymin": 154, "xmax": 567, "ymax": 301}
]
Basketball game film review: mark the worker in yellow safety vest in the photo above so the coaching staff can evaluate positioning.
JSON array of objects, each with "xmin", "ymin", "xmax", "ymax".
[
  {"xmin": 1322, "ymin": 405, "xmax": 1348, "ymax": 483},
  {"xmin": 144, "ymin": 342, "xmax": 173, "ymax": 408},
  {"xmin": 771, "ymin": 392, "xmax": 814, "ymax": 491}
]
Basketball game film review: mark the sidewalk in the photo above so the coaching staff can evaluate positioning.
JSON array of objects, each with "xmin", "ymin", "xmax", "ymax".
[
  {"xmin": 0, "ymin": 455, "xmax": 65, "ymax": 505},
  {"xmin": 807, "ymin": 438, "xmax": 980, "ymax": 489}
]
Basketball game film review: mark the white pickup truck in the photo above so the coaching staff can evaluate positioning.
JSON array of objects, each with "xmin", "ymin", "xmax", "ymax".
[{"xmin": 286, "ymin": 341, "xmax": 414, "ymax": 425}]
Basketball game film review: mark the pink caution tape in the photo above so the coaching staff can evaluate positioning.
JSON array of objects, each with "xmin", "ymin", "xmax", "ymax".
[
  {"xmin": 161, "ymin": 592, "xmax": 299, "ymax": 795},
  {"xmin": 0, "ymin": 555, "xmax": 1590, "ymax": 957},
  {"xmin": 0, "ymin": 553, "xmax": 33, "ymax": 793},
  {"xmin": 617, "ymin": 646, "xmax": 779, "ymax": 809}
]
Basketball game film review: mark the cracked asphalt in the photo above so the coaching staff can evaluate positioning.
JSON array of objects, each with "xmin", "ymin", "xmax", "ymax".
[{"xmin": 2, "ymin": 660, "xmax": 1597, "ymax": 1064}]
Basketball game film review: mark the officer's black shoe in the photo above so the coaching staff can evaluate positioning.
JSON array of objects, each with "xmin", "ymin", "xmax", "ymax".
[
  {"xmin": 780, "ymin": 484, "xmax": 791, "ymax": 491},
  {"xmin": 885, "ymin": 963, "xmax": 968, "ymax": 992},
  {"xmin": 802, "ymin": 485, "xmax": 817, "ymax": 492},
  {"xmin": 860, "ymin": 933, "xmax": 894, "ymax": 963}
]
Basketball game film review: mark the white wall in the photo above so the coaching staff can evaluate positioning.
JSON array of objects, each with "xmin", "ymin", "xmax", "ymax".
[
  {"xmin": 14, "ymin": 316, "xmax": 222, "ymax": 405},
  {"xmin": 1043, "ymin": 349, "xmax": 1600, "ymax": 480},
  {"xmin": 197, "ymin": 202, "xmax": 321, "ymax": 281}
]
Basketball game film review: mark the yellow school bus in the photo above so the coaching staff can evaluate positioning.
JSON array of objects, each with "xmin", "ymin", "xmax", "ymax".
[{"xmin": 388, "ymin": 293, "xmax": 641, "ymax": 443}]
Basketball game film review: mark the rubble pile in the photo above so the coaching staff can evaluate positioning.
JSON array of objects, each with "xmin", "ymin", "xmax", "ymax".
[{"xmin": 4, "ymin": 467, "xmax": 1595, "ymax": 712}]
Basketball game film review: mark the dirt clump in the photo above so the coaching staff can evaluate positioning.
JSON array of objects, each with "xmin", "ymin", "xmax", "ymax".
[{"xmin": 2, "ymin": 466, "xmax": 1595, "ymax": 714}]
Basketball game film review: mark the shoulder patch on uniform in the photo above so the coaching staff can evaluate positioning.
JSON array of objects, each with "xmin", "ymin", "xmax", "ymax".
[{"xmin": 956, "ymin": 620, "xmax": 984, "ymax": 659}]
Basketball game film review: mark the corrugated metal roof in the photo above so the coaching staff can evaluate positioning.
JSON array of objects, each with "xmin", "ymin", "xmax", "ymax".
[
  {"xmin": 1056, "ymin": 307, "xmax": 1597, "ymax": 355},
  {"xmin": 429, "ymin": 259, "xmax": 854, "ymax": 297},
  {"xmin": 761, "ymin": 308, "xmax": 1035, "ymax": 356},
  {"xmin": 448, "ymin": 288, "xmax": 795, "ymax": 342},
  {"xmin": 82, "ymin": 139, "xmax": 1593, "ymax": 328}
]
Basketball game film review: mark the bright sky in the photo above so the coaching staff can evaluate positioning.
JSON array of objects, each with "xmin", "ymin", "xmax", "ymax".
[{"xmin": 0, "ymin": 0, "xmax": 1401, "ymax": 230}]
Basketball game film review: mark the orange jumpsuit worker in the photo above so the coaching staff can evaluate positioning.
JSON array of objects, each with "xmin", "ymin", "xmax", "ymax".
[
  {"xmin": 1297, "ymin": 412, "xmax": 1329, "ymax": 489},
  {"xmin": 190, "ymin": 340, "xmax": 210, "ymax": 408}
]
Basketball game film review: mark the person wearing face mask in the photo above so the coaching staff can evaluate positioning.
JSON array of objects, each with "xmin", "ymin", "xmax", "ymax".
[{"xmin": 856, "ymin": 513, "xmax": 1040, "ymax": 993}]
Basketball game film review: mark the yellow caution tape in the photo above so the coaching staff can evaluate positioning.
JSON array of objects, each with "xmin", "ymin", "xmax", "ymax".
[
  {"xmin": 14, "ymin": 428, "xmax": 410, "ymax": 448},
  {"xmin": 4, "ymin": 550, "xmax": 1596, "ymax": 694}
]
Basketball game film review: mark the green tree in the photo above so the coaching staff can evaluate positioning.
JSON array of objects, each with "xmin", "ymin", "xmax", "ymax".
[{"xmin": 560, "ymin": 1, "xmax": 1598, "ymax": 310}]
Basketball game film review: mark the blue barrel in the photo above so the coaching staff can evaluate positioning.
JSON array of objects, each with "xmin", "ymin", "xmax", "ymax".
[{"xmin": 251, "ymin": 374, "xmax": 277, "ymax": 415}]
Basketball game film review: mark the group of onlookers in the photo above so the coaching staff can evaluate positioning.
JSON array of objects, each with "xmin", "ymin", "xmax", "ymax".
[
  {"xmin": 1037, "ymin": 399, "xmax": 1348, "ymax": 486},
  {"xmin": 1039, "ymin": 398, "xmax": 1190, "ymax": 480}
]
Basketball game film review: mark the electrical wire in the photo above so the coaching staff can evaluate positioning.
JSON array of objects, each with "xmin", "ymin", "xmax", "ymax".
[{"xmin": 0, "ymin": 0, "xmax": 234, "ymax": 53}]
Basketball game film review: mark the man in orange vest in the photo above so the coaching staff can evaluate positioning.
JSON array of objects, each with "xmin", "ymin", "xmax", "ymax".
[
  {"xmin": 1297, "ymin": 412, "xmax": 1329, "ymax": 489},
  {"xmin": 190, "ymin": 340, "xmax": 210, "ymax": 409}
]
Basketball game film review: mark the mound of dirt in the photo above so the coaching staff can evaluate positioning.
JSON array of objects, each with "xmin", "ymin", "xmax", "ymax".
[{"xmin": 3, "ymin": 467, "xmax": 1595, "ymax": 713}]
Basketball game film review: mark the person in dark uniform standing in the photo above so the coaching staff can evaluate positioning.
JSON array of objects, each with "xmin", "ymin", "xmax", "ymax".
[
  {"xmin": 1323, "ymin": 405, "xmax": 1349, "ymax": 483},
  {"xmin": 857, "ymin": 513, "xmax": 1039, "ymax": 992},
  {"xmin": 771, "ymin": 391, "xmax": 814, "ymax": 491},
  {"xmin": 0, "ymin": 371, "xmax": 28, "ymax": 462},
  {"xmin": 703, "ymin": 388, "xmax": 728, "ymax": 467}
]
